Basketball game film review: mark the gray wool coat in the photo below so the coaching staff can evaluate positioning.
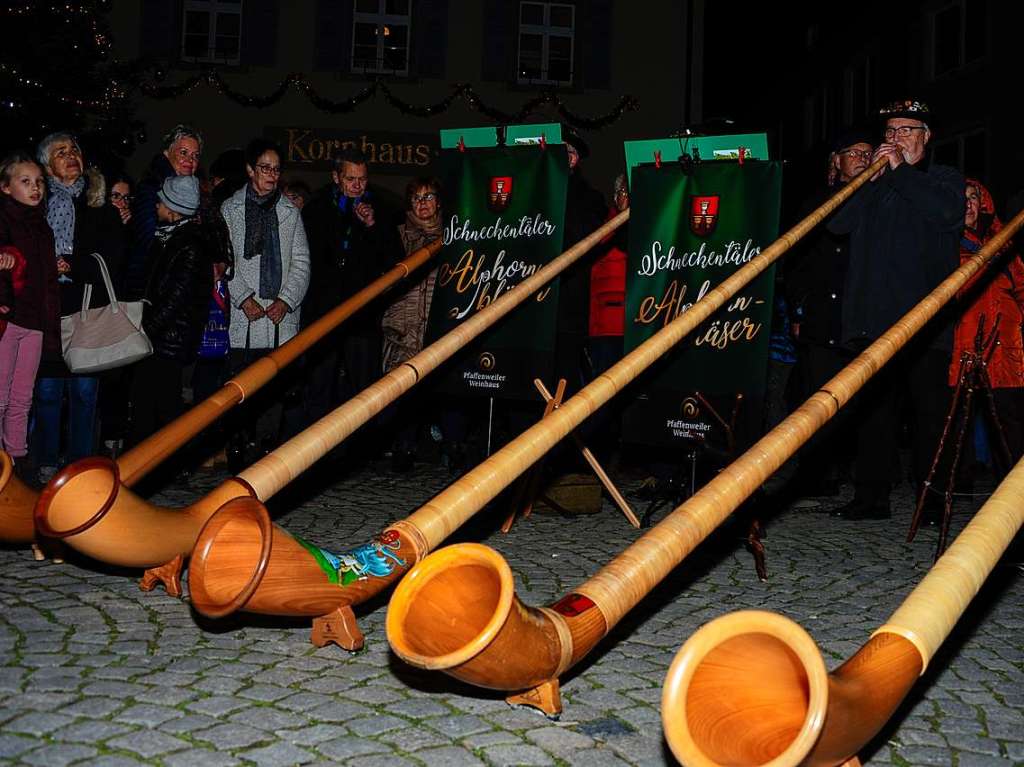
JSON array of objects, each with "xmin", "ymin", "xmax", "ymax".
[{"xmin": 221, "ymin": 186, "xmax": 311, "ymax": 349}]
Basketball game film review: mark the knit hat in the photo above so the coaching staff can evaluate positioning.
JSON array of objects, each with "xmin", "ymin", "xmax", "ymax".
[{"xmin": 158, "ymin": 175, "xmax": 200, "ymax": 217}]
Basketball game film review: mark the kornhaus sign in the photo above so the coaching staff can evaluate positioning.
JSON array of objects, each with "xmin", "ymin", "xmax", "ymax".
[{"xmin": 266, "ymin": 127, "xmax": 439, "ymax": 175}]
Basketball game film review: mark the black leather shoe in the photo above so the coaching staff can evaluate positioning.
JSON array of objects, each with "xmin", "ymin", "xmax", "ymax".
[{"xmin": 833, "ymin": 498, "xmax": 891, "ymax": 520}]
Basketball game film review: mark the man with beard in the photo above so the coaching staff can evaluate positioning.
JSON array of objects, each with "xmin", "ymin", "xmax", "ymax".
[{"xmin": 828, "ymin": 101, "xmax": 964, "ymax": 520}]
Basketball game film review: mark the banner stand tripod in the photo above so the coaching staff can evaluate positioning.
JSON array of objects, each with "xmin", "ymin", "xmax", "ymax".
[
  {"xmin": 502, "ymin": 378, "xmax": 640, "ymax": 533},
  {"xmin": 638, "ymin": 392, "xmax": 768, "ymax": 580}
]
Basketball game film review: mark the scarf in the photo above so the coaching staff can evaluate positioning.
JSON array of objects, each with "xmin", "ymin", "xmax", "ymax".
[
  {"xmin": 243, "ymin": 184, "xmax": 282, "ymax": 299},
  {"xmin": 45, "ymin": 175, "xmax": 85, "ymax": 256},
  {"xmin": 155, "ymin": 218, "xmax": 190, "ymax": 243},
  {"xmin": 400, "ymin": 208, "xmax": 442, "ymax": 256}
]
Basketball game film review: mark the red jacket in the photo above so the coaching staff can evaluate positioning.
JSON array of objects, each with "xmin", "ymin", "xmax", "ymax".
[
  {"xmin": 589, "ymin": 207, "xmax": 627, "ymax": 337},
  {"xmin": 949, "ymin": 179, "xmax": 1024, "ymax": 388}
]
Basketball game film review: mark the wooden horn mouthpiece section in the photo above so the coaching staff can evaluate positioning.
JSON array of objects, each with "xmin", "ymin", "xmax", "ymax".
[
  {"xmin": 1, "ymin": 451, "xmax": 40, "ymax": 544},
  {"xmin": 34, "ymin": 458, "xmax": 254, "ymax": 569},
  {"xmin": 189, "ymin": 509, "xmax": 428, "ymax": 648},
  {"xmin": 387, "ymin": 544, "xmax": 571, "ymax": 695},
  {"xmin": 662, "ymin": 610, "xmax": 923, "ymax": 767}
]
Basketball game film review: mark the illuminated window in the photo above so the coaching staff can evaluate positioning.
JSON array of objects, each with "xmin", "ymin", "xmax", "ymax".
[
  {"xmin": 182, "ymin": 0, "xmax": 243, "ymax": 65},
  {"xmin": 517, "ymin": 2, "xmax": 575, "ymax": 86},
  {"xmin": 352, "ymin": 0, "xmax": 411, "ymax": 76}
]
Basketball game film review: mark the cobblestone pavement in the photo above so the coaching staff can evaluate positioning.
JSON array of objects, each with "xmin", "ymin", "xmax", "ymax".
[{"xmin": 1, "ymin": 459, "xmax": 1021, "ymax": 766}]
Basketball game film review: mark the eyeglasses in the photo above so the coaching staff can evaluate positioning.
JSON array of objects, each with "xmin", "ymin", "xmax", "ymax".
[
  {"xmin": 839, "ymin": 148, "xmax": 872, "ymax": 160},
  {"xmin": 412, "ymin": 192, "xmax": 437, "ymax": 203},
  {"xmin": 255, "ymin": 163, "xmax": 281, "ymax": 176},
  {"xmin": 110, "ymin": 191, "xmax": 132, "ymax": 202},
  {"xmin": 883, "ymin": 126, "xmax": 927, "ymax": 139}
]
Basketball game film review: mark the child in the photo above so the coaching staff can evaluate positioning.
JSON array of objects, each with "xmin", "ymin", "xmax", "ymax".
[{"xmin": 0, "ymin": 152, "xmax": 59, "ymax": 472}]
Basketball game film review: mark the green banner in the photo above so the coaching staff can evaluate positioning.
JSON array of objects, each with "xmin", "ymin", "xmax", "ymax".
[
  {"xmin": 424, "ymin": 145, "xmax": 568, "ymax": 399},
  {"xmin": 622, "ymin": 161, "xmax": 782, "ymax": 446}
]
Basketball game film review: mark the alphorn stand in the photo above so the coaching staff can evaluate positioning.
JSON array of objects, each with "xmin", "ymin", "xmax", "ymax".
[
  {"xmin": 502, "ymin": 378, "xmax": 640, "ymax": 532},
  {"xmin": 908, "ymin": 315, "xmax": 1012, "ymax": 559}
]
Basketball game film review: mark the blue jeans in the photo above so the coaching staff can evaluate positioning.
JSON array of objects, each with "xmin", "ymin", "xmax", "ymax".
[{"xmin": 33, "ymin": 376, "xmax": 99, "ymax": 468}]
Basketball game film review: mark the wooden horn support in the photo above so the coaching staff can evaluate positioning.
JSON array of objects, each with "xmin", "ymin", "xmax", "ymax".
[
  {"xmin": 660, "ymin": 448, "xmax": 1024, "ymax": 767},
  {"xmin": 34, "ymin": 214, "xmax": 626, "ymax": 595},
  {"xmin": 188, "ymin": 160, "xmax": 887, "ymax": 652},
  {"xmin": 2, "ymin": 240, "xmax": 441, "ymax": 550},
  {"xmin": 385, "ymin": 205, "xmax": 1024, "ymax": 718}
]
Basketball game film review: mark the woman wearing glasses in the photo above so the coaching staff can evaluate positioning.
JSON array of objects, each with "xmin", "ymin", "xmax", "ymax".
[
  {"xmin": 380, "ymin": 177, "xmax": 443, "ymax": 471},
  {"xmin": 220, "ymin": 138, "xmax": 310, "ymax": 462}
]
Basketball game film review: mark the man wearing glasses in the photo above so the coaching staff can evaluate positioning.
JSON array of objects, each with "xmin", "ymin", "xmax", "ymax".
[
  {"xmin": 828, "ymin": 100, "xmax": 965, "ymax": 521},
  {"xmin": 786, "ymin": 128, "xmax": 874, "ymax": 498},
  {"xmin": 301, "ymin": 146, "xmax": 401, "ymax": 432}
]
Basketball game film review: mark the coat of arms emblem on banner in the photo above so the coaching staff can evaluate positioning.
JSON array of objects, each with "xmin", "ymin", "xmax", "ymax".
[
  {"xmin": 689, "ymin": 195, "xmax": 719, "ymax": 237},
  {"xmin": 488, "ymin": 176, "xmax": 513, "ymax": 212}
]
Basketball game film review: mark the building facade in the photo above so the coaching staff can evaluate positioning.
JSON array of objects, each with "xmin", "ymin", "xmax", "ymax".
[{"xmin": 110, "ymin": 0, "xmax": 705, "ymax": 200}]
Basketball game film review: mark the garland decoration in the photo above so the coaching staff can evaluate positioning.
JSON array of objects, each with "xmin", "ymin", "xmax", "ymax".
[{"xmin": 133, "ymin": 69, "xmax": 639, "ymax": 130}]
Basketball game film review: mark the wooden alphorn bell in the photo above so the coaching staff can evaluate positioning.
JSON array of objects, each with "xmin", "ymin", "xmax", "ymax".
[
  {"xmin": 0, "ymin": 240, "xmax": 441, "ymax": 551},
  {"xmin": 661, "ymin": 453, "xmax": 1024, "ymax": 767},
  {"xmin": 189, "ymin": 160, "xmax": 885, "ymax": 652},
  {"xmin": 33, "ymin": 214, "xmax": 628, "ymax": 596},
  {"xmin": 384, "ymin": 202, "xmax": 1023, "ymax": 717}
]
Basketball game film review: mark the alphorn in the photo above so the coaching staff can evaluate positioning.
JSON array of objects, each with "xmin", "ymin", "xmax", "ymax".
[
  {"xmin": 385, "ymin": 202, "xmax": 1024, "ymax": 716},
  {"xmin": 33, "ymin": 212, "xmax": 629, "ymax": 595},
  {"xmin": 187, "ymin": 160, "xmax": 883, "ymax": 652},
  {"xmin": 0, "ymin": 239, "xmax": 441, "ymax": 548},
  {"xmin": 661, "ymin": 458, "xmax": 1024, "ymax": 767}
]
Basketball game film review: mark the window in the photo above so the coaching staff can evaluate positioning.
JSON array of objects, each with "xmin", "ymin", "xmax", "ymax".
[
  {"xmin": 352, "ymin": 0, "xmax": 412, "ymax": 76},
  {"xmin": 931, "ymin": 128, "xmax": 988, "ymax": 180},
  {"xmin": 182, "ymin": 0, "xmax": 243, "ymax": 64},
  {"xmin": 843, "ymin": 57, "xmax": 871, "ymax": 126},
  {"xmin": 931, "ymin": 0, "xmax": 987, "ymax": 77},
  {"xmin": 517, "ymin": 2, "xmax": 575, "ymax": 86}
]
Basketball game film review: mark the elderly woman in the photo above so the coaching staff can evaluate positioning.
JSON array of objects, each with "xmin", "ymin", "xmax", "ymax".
[
  {"xmin": 221, "ymin": 138, "xmax": 309, "ymax": 462},
  {"xmin": 126, "ymin": 124, "xmax": 203, "ymax": 299},
  {"xmin": 380, "ymin": 177, "xmax": 443, "ymax": 470},
  {"xmin": 950, "ymin": 178, "xmax": 1024, "ymax": 476},
  {"xmin": 34, "ymin": 132, "xmax": 126, "ymax": 480}
]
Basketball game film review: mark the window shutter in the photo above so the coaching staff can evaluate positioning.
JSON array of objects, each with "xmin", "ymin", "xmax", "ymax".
[
  {"xmin": 241, "ymin": 0, "xmax": 279, "ymax": 67},
  {"xmin": 481, "ymin": 0, "xmax": 513, "ymax": 82},
  {"xmin": 314, "ymin": 0, "xmax": 354, "ymax": 72},
  {"xmin": 412, "ymin": 0, "xmax": 449, "ymax": 79},
  {"xmin": 140, "ymin": 0, "xmax": 181, "ymax": 61},
  {"xmin": 583, "ymin": 0, "xmax": 612, "ymax": 89}
]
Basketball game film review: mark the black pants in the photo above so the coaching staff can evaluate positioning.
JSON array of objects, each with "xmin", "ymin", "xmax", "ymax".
[
  {"xmin": 127, "ymin": 356, "xmax": 184, "ymax": 448},
  {"xmin": 791, "ymin": 343, "xmax": 855, "ymax": 483},
  {"xmin": 851, "ymin": 344, "xmax": 951, "ymax": 504}
]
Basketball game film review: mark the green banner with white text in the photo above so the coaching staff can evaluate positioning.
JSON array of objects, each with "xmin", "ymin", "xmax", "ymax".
[
  {"xmin": 622, "ymin": 161, "xmax": 782, "ymax": 446},
  {"xmin": 424, "ymin": 145, "xmax": 568, "ymax": 399}
]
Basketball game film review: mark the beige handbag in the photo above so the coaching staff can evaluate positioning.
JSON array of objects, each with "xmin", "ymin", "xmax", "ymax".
[{"xmin": 60, "ymin": 253, "xmax": 153, "ymax": 373}]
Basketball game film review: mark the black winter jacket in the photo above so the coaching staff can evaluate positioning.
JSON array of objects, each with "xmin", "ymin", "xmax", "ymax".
[
  {"xmin": 828, "ymin": 156, "xmax": 964, "ymax": 351},
  {"xmin": 142, "ymin": 220, "xmax": 218, "ymax": 362},
  {"xmin": 301, "ymin": 186, "xmax": 402, "ymax": 337}
]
